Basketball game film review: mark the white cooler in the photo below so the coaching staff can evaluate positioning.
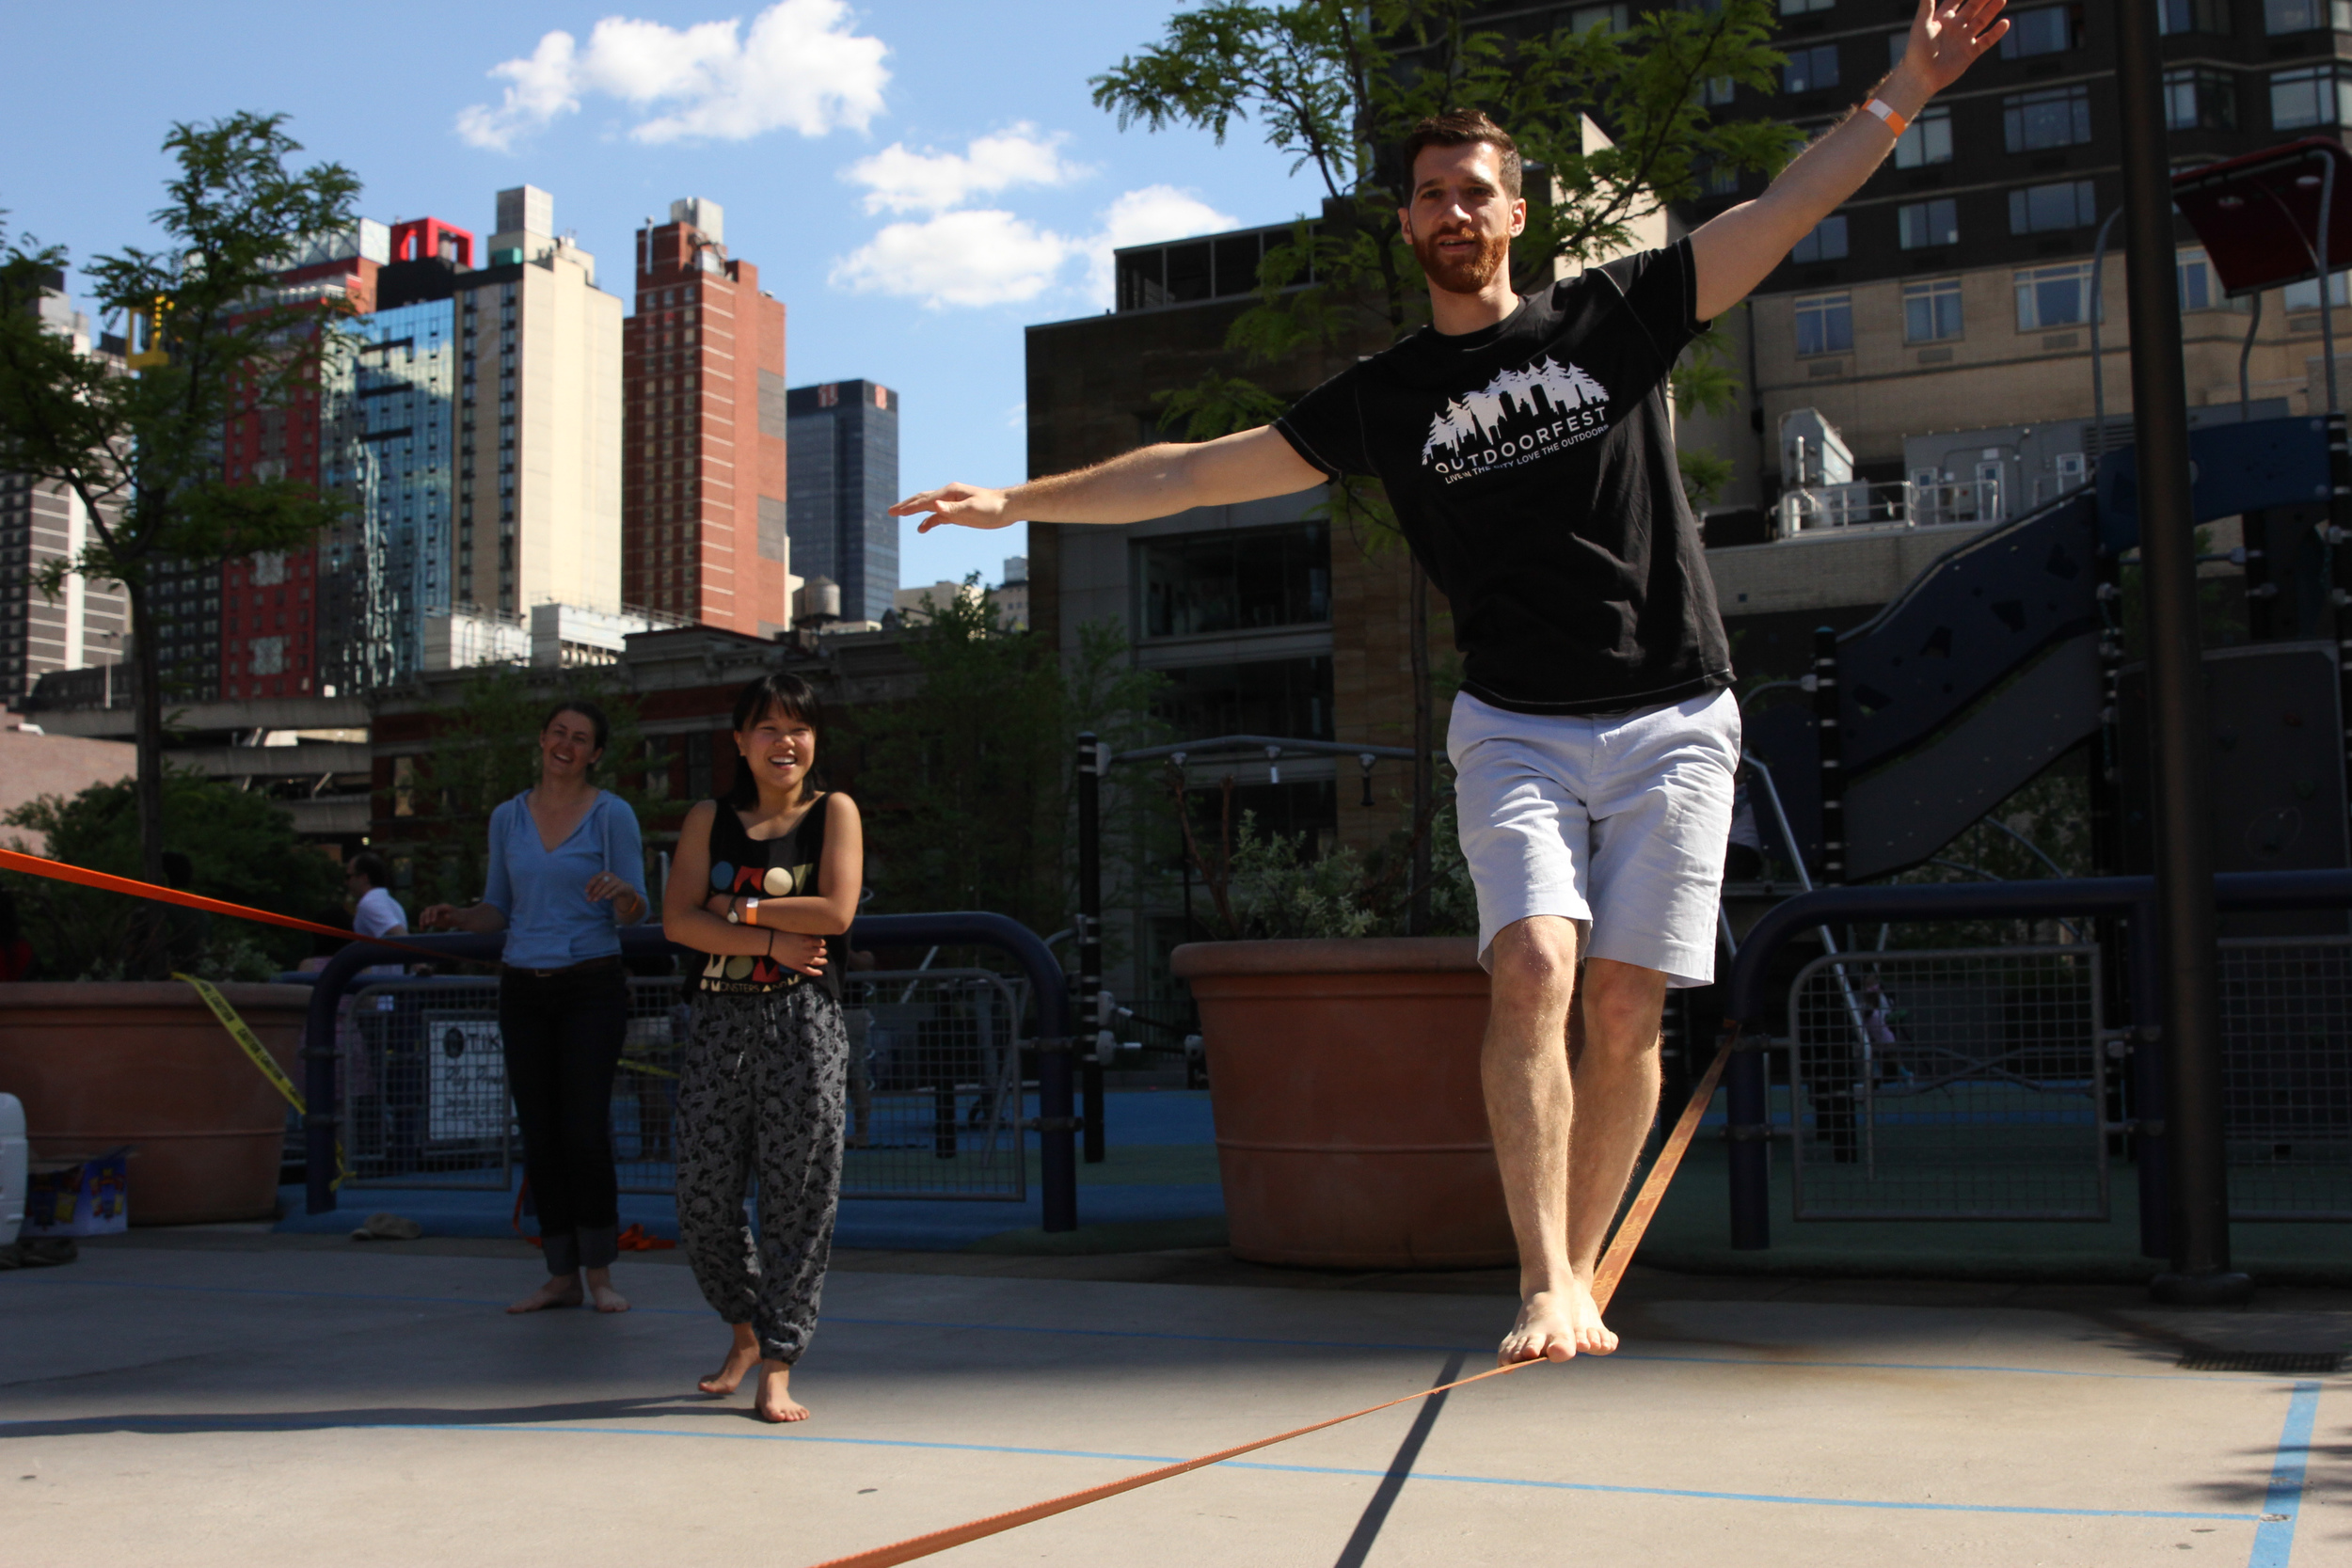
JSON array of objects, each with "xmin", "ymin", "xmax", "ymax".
[{"xmin": 0, "ymin": 1093, "xmax": 26, "ymax": 1248}]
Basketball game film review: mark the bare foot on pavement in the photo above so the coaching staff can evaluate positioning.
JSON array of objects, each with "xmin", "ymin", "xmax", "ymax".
[
  {"xmin": 754, "ymin": 1361, "xmax": 810, "ymax": 1423},
  {"xmin": 701, "ymin": 1326, "xmax": 761, "ymax": 1396},
  {"xmin": 507, "ymin": 1275, "xmax": 583, "ymax": 1314}
]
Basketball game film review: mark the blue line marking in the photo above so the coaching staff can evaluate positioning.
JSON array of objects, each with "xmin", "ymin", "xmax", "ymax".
[
  {"xmin": 354, "ymin": 1421, "xmax": 2267, "ymax": 1524},
  {"xmin": 2247, "ymin": 1382, "xmax": 2320, "ymax": 1568},
  {"xmin": 19, "ymin": 1276, "xmax": 2303, "ymax": 1384}
]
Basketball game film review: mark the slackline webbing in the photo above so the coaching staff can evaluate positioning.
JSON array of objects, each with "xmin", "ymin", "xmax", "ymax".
[
  {"xmin": 798, "ymin": 1024, "xmax": 1740, "ymax": 1568},
  {"xmin": 0, "ymin": 846, "xmax": 450, "ymax": 964}
]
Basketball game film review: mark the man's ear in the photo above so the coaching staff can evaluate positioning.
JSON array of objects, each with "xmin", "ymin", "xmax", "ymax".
[
  {"xmin": 1510, "ymin": 198, "xmax": 1528, "ymax": 237},
  {"xmin": 1397, "ymin": 206, "xmax": 1413, "ymax": 243}
]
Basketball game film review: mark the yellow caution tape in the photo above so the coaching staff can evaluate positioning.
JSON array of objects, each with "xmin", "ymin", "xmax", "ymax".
[
  {"xmin": 177, "ymin": 974, "xmax": 351, "ymax": 1189},
  {"xmin": 618, "ymin": 1057, "xmax": 678, "ymax": 1080}
]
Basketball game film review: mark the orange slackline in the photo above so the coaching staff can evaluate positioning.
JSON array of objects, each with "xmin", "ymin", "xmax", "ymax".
[
  {"xmin": 0, "ymin": 846, "xmax": 452, "ymax": 965},
  {"xmin": 800, "ymin": 1025, "xmax": 1740, "ymax": 1568}
]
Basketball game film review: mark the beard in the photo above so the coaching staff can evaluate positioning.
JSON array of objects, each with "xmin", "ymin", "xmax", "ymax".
[{"xmin": 1409, "ymin": 221, "xmax": 1511, "ymax": 295}]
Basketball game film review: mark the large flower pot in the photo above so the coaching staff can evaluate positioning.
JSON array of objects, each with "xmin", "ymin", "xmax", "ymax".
[
  {"xmin": 1171, "ymin": 937, "xmax": 1513, "ymax": 1270},
  {"xmin": 0, "ymin": 982, "xmax": 310, "ymax": 1225}
]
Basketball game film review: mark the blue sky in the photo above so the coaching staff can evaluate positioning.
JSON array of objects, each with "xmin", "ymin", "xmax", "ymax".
[{"xmin": 0, "ymin": 0, "xmax": 1320, "ymax": 592}]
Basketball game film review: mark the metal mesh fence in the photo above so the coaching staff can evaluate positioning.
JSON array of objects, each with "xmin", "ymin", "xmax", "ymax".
[
  {"xmin": 2217, "ymin": 937, "xmax": 2352, "ymax": 1218},
  {"xmin": 1788, "ymin": 946, "xmax": 2106, "ymax": 1219},
  {"xmin": 336, "ymin": 969, "xmax": 1028, "ymax": 1201}
]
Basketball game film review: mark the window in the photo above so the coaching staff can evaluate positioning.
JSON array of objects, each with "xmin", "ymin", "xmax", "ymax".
[
  {"xmin": 1703, "ymin": 74, "xmax": 1737, "ymax": 106},
  {"xmin": 1791, "ymin": 215, "xmax": 1849, "ymax": 263},
  {"xmin": 2000, "ymin": 5, "xmax": 2082, "ymax": 56},
  {"xmin": 2014, "ymin": 263, "xmax": 2097, "ymax": 329},
  {"xmin": 1904, "ymin": 277, "xmax": 1964, "ymax": 342},
  {"xmin": 1795, "ymin": 293, "xmax": 1852, "ymax": 356},
  {"xmin": 1153, "ymin": 656, "xmax": 1335, "ymax": 742},
  {"xmin": 1564, "ymin": 3, "xmax": 1629, "ymax": 30},
  {"xmin": 2009, "ymin": 179, "xmax": 2099, "ymax": 233},
  {"xmin": 1888, "ymin": 30, "xmax": 1911, "ymax": 68},
  {"xmin": 1895, "ymin": 105, "xmax": 1953, "ymax": 166},
  {"xmin": 2003, "ymin": 85, "xmax": 2094, "ymax": 151},
  {"xmin": 1784, "ymin": 43, "xmax": 1839, "ymax": 93},
  {"xmin": 2159, "ymin": 0, "xmax": 2231, "ymax": 30},
  {"xmin": 2166, "ymin": 68, "xmax": 2239, "ymax": 130},
  {"xmin": 1139, "ymin": 523, "xmax": 1331, "ymax": 639},
  {"xmin": 2271, "ymin": 65, "xmax": 2352, "ymax": 129},
  {"xmin": 2178, "ymin": 249, "xmax": 2227, "ymax": 311},
  {"xmin": 2265, "ymin": 0, "xmax": 2352, "ymax": 32},
  {"xmin": 2284, "ymin": 270, "xmax": 2352, "ymax": 309},
  {"xmin": 1899, "ymin": 198, "xmax": 1960, "ymax": 248},
  {"xmin": 1780, "ymin": 0, "xmax": 1834, "ymax": 11}
]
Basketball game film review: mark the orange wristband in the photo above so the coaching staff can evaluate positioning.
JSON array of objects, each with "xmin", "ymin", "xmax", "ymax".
[{"xmin": 1864, "ymin": 98, "xmax": 1910, "ymax": 137}]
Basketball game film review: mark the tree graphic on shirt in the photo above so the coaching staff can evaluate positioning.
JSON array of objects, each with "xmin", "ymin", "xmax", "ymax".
[{"xmin": 1421, "ymin": 356, "xmax": 1612, "ymax": 464}]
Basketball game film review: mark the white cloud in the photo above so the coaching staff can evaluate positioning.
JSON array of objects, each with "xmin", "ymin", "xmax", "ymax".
[
  {"xmin": 1082, "ymin": 185, "xmax": 1239, "ymax": 307},
  {"xmin": 456, "ymin": 0, "xmax": 888, "ymax": 151},
  {"xmin": 844, "ymin": 125, "xmax": 1087, "ymax": 214},
  {"xmin": 830, "ymin": 210, "xmax": 1078, "ymax": 309}
]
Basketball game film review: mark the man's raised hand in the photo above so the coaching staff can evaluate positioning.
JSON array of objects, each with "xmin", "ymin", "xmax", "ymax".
[
  {"xmin": 889, "ymin": 482, "xmax": 1015, "ymax": 533},
  {"xmin": 1904, "ymin": 0, "xmax": 2009, "ymax": 94}
]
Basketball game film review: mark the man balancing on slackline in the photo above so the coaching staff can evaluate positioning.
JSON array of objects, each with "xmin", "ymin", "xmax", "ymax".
[{"xmin": 894, "ymin": 0, "xmax": 2010, "ymax": 1364}]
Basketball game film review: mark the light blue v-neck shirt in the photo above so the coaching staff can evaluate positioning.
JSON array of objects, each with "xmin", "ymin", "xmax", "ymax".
[{"xmin": 481, "ymin": 789, "xmax": 647, "ymax": 970}]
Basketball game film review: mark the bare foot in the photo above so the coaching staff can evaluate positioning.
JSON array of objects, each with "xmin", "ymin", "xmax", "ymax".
[
  {"xmin": 700, "ymin": 1325, "xmax": 761, "ymax": 1395},
  {"xmin": 753, "ymin": 1360, "xmax": 809, "ymax": 1423},
  {"xmin": 583, "ymin": 1267, "xmax": 629, "ymax": 1314},
  {"xmin": 1497, "ymin": 1282, "xmax": 1617, "ymax": 1365},
  {"xmin": 507, "ymin": 1275, "xmax": 583, "ymax": 1314}
]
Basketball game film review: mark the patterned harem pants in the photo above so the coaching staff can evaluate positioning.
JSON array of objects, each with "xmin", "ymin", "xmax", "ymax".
[{"xmin": 675, "ymin": 984, "xmax": 849, "ymax": 1364}]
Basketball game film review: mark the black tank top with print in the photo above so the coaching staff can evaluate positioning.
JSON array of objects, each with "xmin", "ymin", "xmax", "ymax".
[{"xmin": 698, "ymin": 794, "xmax": 843, "ymax": 1000}]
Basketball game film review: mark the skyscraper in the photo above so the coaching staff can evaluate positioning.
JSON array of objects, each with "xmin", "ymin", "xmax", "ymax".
[
  {"xmin": 0, "ymin": 272, "xmax": 127, "ymax": 708},
  {"xmin": 623, "ymin": 198, "xmax": 791, "ymax": 634},
  {"xmin": 215, "ymin": 220, "xmax": 387, "ymax": 703},
  {"xmin": 786, "ymin": 380, "xmax": 898, "ymax": 626}
]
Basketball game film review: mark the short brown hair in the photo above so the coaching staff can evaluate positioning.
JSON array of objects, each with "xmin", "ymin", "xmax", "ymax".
[{"xmin": 1400, "ymin": 111, "xmax": 1521, "ymax": 200}]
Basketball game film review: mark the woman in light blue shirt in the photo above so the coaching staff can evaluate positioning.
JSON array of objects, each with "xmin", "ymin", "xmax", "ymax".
[{"xmin": 421, "ymin": 701, "xmax": 648, "ymax": 1314}]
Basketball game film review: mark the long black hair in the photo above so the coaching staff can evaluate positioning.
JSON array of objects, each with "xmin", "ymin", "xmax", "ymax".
[{"xmin": 723, "ymin": 672, "xmax": 825, "ymax": 809}]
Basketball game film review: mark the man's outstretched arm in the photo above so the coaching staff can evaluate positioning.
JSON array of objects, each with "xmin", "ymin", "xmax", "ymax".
[
  {"xmin": 890, "ymin": 424, "xmax": 1326, "ymax": 533},
  {"xmin": 1690, "ymin": 0, "xmax": 2009, "ymax": 322}
]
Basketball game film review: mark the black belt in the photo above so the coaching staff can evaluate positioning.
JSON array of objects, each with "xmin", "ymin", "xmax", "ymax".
[{"xmin": 502, "ymin": 954, "xmax": 625, "ymax": 980}]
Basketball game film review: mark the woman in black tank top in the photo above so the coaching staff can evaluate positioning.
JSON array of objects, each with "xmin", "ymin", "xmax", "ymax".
[{"xmin": 660, "ymin": 672, "xmax": 864, "ymax": 1423}]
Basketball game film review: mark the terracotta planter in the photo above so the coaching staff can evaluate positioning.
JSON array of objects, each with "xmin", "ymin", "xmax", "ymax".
[
  {"xmin": 0, "ymin": 982, "xmax": 310, "ymax": 1225},
  {"xmin": 1171, "ymin": 937, "xmax": 1513, "ymax": 1270}
]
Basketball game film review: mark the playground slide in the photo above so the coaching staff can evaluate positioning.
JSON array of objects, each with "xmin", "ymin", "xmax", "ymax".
[{"xmin": 1742, "ymin": 415, "xmax": 2333, "ymax": 881}]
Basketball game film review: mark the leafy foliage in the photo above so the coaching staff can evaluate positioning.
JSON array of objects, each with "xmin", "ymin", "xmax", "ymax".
[
  {"xmin": 858, "ymin": 582, "xmax": 1166, "ymax": 941},
  {"xmin": 1, "ymin": 770, "xmax": 344, "ymax": 979},
  {"xmin": 0, "ymin": 112, "xmax": 361, "ymax": 923}
]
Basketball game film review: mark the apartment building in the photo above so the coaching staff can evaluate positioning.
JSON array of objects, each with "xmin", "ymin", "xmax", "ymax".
[
  {"xmin": 0, "ymin": 271, "xmax": 127, "ymax": 708},
  {"xmin": 1674, "ymin": 0, "xmax": 2352, "ymax": 513},
  {"xmin": 786, "ymin": 378, "xmax": 899, "ymax": 625},
  {"xmin": 623, "ymin": 198, "xmax": 792, "ymax": 636}
]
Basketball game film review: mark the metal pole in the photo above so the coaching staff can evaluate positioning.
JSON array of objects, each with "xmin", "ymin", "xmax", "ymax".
[
  {"xmin": 2129, "ymin": 901, "xmax": 2171, "ymax": 1260},
  {"xmin": 2320, "ymin": 151, "xmax": 2338, "ymax": 419},
  {"xmin": 1075, "ymin": 733, "xmax": 1105, "ymax": 1167},
  {"xmin": 1812, "ymin": 627, "xmax": 1845, "ymax": 887},
  {"xmin": 2115, "ymin": 0, "xmax": 2248, "ymax": 1304}
]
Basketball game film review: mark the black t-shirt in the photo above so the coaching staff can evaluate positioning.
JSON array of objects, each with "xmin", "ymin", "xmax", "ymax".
[
  {"xmin": 698, "ymin": 793, "xmax": 844, "ymax": 1001},
  {"xmin": 1275, "ymin": 240, "xmax": 1732, "ymax": 715}
]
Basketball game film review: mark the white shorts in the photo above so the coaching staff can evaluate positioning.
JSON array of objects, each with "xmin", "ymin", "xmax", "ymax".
[{"xmin": 1447, "ymin": 688, "xmax": 1740, "ymax": 988}]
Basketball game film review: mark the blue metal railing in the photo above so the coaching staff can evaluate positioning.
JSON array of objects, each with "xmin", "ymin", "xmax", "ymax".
[
  {"xmin": 300, "ymin": 912, "xmax": 1074, "ymax": 1228},
  {"xmin": 1719, "ymin": 868, "xmax": 2352, "ymax": 1254}
]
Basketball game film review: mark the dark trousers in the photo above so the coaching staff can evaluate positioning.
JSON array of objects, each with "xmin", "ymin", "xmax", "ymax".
[{"xmin": 500, "ymin": 962, "xmax": 628, "ymax": 1276}]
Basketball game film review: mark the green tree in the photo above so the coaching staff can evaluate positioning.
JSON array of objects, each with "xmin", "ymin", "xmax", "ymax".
[
  {"xmin": 2, "ymin": 770, "xmax": 344, "ymax": 978},
  {"xmin": 1094, "ymin": 0, "xmax": 1797, "ymax": 918},
  {"xmin": 385, "ymin": 664, "xmax": 655, "ymax": 912},
  {"xmin": 860, "ymin": 581, "xmax": 1165, "ymax": 940},
  {"xmin": 0, "ymin": 113, "xmax": 360, "ymax": 926}
]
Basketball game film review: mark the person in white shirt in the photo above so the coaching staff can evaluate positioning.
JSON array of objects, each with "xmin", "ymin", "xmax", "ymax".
[{"xmin": 347, "ymin": 852, "xmax": 406, "ymax": 976}]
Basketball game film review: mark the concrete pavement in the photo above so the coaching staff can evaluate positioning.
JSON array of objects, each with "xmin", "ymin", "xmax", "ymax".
[{"xmin": 3, "ymin": 1231, "xmax": 2345, "ymax": 1566}]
